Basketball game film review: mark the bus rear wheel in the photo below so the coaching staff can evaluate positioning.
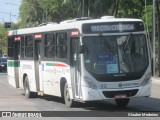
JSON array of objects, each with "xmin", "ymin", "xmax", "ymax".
[
  {"xmin": 115, "ymin": 98, "xmax": 130, "ymax": 107},
  {"xmin": 24, "ymin": 76, "xmax": 35, "ymax": 98},
  {"xmin": 64, "ymin": 83, "xmax": 75, "ymax": 107}
]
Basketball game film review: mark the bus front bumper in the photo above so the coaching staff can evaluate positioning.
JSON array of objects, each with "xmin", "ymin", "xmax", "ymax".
[{"xmin": 81, "ymin": 82, "xmax": 152, "ymax": 101}]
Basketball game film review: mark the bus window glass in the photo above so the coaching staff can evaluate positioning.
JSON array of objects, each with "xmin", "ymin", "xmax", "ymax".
[
  {"xmin": 58, "ymin": 33, "xmax": 67, "ymax": 45},
  {"xmin": 44, "ymin": 33, "xmax": 56, "ymax": 58},
  {"xmin": 83, "ymin": 34, "xmax": 148, "ymax": 74},
  {"xmin": 56, "ymin": 32, "xmax": 67, "ymax": 58},
  {"xmin": 8, "ymin": 37, "xmax": 14, "ymax": 58},
  {"xmin": 25, "ymin": 35, "xmax": 33, "ymax": 58}
]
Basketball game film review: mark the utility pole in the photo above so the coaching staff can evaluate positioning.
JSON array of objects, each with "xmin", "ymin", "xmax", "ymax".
[
  {"xmin": 10, "ymin": 11, "xmax": 12, "ymax": 22},
  {"xmin": 152, "ymin": 0, "xmax": 156, "ymax": 76}
]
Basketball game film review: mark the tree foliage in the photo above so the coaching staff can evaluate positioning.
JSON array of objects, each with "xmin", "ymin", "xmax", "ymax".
[
  {"xmin": 19, "ymin": 0, "xmax": 84, "ymax": 27},
  {"xmin": 0, "ymin": 24, "xmax": 7, "ymax": 54},
  {"xmin": 18, "ymin": 0, "xmax": 153, "ymax": 29}
]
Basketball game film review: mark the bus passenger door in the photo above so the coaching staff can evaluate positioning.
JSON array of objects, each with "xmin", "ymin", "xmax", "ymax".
[
  {"xmin": 14, "ymin": 41, "xmax": 20, "ymax": 88},
  {"xmin": 34, "ymin": 39, "xmax": 43, "ymax": 92},
  {"xmin": 71, "ymin": 38, "xmax": 81, "ymax": 99}
]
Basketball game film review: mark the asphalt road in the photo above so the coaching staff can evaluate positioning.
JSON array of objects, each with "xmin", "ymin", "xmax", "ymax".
[{"xmin": 0, "ymin": 73, "xmax": 160, "ymax": 120}]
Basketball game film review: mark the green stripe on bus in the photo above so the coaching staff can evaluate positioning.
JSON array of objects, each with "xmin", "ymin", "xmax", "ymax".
[
  {"xmin": 46, "ymin": 63, "xmax": 67, "ymax": 67},
  {"xmin": 46, "ymin": 63, "xmax": 56, "ymax": 66},
  {"xmin": 7, "ymin": 61, "xmax": 20, "ymax": 67}
]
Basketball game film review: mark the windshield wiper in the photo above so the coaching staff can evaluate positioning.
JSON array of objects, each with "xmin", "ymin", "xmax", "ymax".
[
  {"xmin": 124, "ymin": 33, "xmax": 132, "ymax": 52},
  {"xmin": 123, "ymin": 33, "xmax": 134, "ymax": 72}
]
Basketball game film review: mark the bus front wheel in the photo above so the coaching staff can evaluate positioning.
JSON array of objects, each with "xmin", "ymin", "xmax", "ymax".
[
  {"xmin": 24, "ymin": 76, "xmax": 35, "ymax": 98},
  {"xmin": 115, "ymin": 98, "xmax": 130, "ymax": 107},
  {"xmin": 64, "ymin": 83, "xmax": 75, "ymax": 107}
]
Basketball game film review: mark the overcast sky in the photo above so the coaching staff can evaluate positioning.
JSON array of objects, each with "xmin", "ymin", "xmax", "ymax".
[{"xmin": 0, "ymin": 0, "xmax": 21, "ymax": 23}]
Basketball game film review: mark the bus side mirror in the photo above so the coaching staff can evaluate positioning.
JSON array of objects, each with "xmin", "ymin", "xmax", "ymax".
[{"xmin": 79, "ymin": 45, "xmax": 85, "ymax": 54}]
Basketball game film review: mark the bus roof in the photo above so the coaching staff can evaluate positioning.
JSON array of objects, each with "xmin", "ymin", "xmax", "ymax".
[{"xmin": 7, "ymin": 17, "xmax": 143, "ymax": 36}]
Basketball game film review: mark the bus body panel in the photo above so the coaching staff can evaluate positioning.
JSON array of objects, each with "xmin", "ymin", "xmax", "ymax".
[
  {"xmin": 7, "ymin": 60, "xmax": 20, "ymax": 88},
  {"xmin": 38, "ymin": 62, "xmax": 43, "ymax": 92},
  {"xmin": 20, "ymin": 60, "xmax": 37, "ymax": 92},
  {"xmin": 81, "ymin": 82, "xmax": 151, "ymax": 101},
  {"xmin": 81, "ymin": 65, "xmax": 152, "ymax": 101},
  {"xmin": 41, "ymin": 61, "xmax": 71, "ymax": 97}
]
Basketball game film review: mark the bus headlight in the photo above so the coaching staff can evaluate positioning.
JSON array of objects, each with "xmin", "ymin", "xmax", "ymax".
[
  {"xmin": 83, "ymin": 76, "xmax": 97, "ymax": 89},
  {"xmin": 141, "ymin": 73, "xmax": 151, "ymax": 86}
]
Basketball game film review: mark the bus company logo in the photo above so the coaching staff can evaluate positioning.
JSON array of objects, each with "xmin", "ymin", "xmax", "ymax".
[{"xmin": 118, "ymin": 83, "xmax": 123, "ymax": 87}]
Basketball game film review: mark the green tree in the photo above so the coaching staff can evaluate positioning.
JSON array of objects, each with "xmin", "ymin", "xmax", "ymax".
[
  {"xmin": 19, "ymin": 0, "xmax": 83, "ymax": 27},
  {"xmin": 155, "ymin": 0, "xmax": 160, "ymax": 76},
  {"xmin": 19, "ymin": 0, "xmax": 43, "ymax": 28},
  {"xmin": 88, "ymin": 0, "xmax": 117, "ymax": 18},
  {"xmin": 18, "ymin": 0, "xmax": 118, "ymax": 27},
  {"xmin": 0, "ymin": 24, "xmax": 7, "ymax": 55}
]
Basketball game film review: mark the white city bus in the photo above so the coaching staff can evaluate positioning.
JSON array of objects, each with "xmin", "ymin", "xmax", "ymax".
[{"xmin": 7, "ymin": 16, "xmax": 152, "ymax": 107}]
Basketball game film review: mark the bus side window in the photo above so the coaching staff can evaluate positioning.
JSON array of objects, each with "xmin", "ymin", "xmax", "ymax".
[
  {"xmin": 44, "ymin": 33, "xmax": 56, "ymax": 58},
  {"xmin": 8, "ymin": 37, "xmax": 14, "ymax": 58},
  {"xmin": 25, "ymin": 35, "xmax": 33, "ymax": 58},
  {"xmin": 56, "ymin": 32, "xmax": 67, "ymax": 58}
]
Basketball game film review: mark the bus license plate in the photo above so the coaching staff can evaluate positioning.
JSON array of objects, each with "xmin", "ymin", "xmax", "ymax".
[{"xmin": 115, "ymin": 94, "xmax": 127, "ymax": 99}]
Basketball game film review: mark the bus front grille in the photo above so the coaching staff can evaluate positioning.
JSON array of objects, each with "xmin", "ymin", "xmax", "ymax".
[{"xmin": 102, "ymin": 89, "xmax": 139, "ymax": 98}]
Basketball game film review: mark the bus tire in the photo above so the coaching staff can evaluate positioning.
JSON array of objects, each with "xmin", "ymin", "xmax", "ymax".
[
  {"xmin": 24, "ymin": 76, "xmax": 34, "ymax": 98},
  {"xmin": 115, "ymin": 98, "xmax": 130, "ymax": 107},
  {"xmin": 64, "ymin": 83, "xmax": 75, "ymax": 107}
]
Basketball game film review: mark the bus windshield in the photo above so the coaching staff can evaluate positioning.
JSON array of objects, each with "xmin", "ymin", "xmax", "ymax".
[{"xmin": 83, "ymin": 34, "xmax": 148, "ymax": 74}]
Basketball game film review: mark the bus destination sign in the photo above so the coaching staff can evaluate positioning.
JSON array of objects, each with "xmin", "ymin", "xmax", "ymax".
[
  {"xmin": 82, "ymin": 22, "xmax": 144, "ymax": 34},
  {"xmin": 91, "ymin": 24, "xmax": 134, "ymax": 32}
]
